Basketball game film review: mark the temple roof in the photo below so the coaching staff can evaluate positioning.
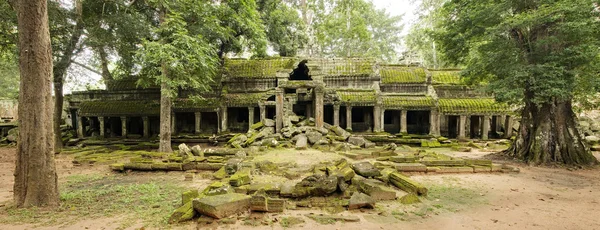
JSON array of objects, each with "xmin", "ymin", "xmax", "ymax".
[
  {"xmin": 337, "ymin": 90, "xmax": 377, "ymax": 106},
  {"xmin": 380, "ymin": 65, "xmax": 427, "ymax": 84},
  {"xmin": 438, "ymin": 98, "xmax": 510, "ymax": 114},
  {"xmin": 79, "ymin": 100, "xmax": 160, "ymax": 116},
  {"xmin": 382, "ymin": 96, "xmax": 435, "ymax": 109},
  {"xmin": 223, "ymin": 91, "xmax": 275, "ymax": 106},
  {"xmin": 223, "ymin": 58, "xmax": 296, "ymax": 79},
  {"xmin": 430, "ymin": 70, "xmax": 462, "ymax": 85}
]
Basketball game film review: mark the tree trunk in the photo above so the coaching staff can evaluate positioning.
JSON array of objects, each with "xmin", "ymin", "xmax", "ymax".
[
  {"xmin": 97, "ymin": 46, "xmax": 113, "ymax": 82},
  {"xmin": 52, "ymin": 0, "xmax": 83, "ymax": 153},
  {"xmin": 158, "ymin": 78, "xmax": 173, "ymax": 153},
  {"xmin": 505, "ymin": 97, "xmax": 598, "ymax": 165},
  {"xmin": 157, "ymin": 8, "xmax": 172, "ymax": 153},
  {"xmin": 14, "ymin": 0, "xmax": 59, "ymax": 207}
]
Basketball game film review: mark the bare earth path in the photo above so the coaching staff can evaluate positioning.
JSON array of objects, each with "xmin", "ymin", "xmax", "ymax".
[{"xmin": 0, "ymin": 147, "xmax": 599, "ymax": 230}]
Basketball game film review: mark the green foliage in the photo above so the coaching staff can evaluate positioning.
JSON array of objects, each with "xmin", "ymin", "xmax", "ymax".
[
  {"xmin": 434, "ymin": 0, "xmax": 600, "ymax": 106},
  {"xmin": 309, "ymin": 0, "xmax": 403, "ymax": 62},
  {"xmin": 136, "ymin": 10, "xmax": 219, "ymax": 98},
  {"xmin": 0, "ymin": 53, "xmax": 19, "ymax": 99},
  {"xmin": 404, "ymin": 0, "xmax": 452, "ymax": 68},
  {"xmin": 257, "ymin": 0, "xmax": 308, "ymax": 56}
]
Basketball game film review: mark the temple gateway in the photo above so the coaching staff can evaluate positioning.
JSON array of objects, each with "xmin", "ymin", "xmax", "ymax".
[{"xmin": 67, "ymin": 58, "xmax": 513, "ymax": 142}]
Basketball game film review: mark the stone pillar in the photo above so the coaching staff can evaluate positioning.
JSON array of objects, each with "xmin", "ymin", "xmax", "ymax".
[
  {"xmin": 504, "ymin": 116, "xmax": 514, "ymax": 138},
  {"xmin": 77, "ymin": 114, "xmax": 84, "ymax": 138},
  {"xmin": 275, "ymin": 89, "xmax": 284, "ymax": 133},
  {"xmin": 248, "ymin": 107, "xmax": 255, "ymax": 130},
  {"xmin": 259, "ymin": 104, "xmax": 266, "ymax": 122},
  {"xmin": 216, "ymin": 110, "xmax": 221, "ymax": 133},
  {"xmin": 465, "ymin": 116, "xmax": 472, "ymax": 138},
  {"xmin": 380, "ymin": 109, "xmax": 386, "ymax": 132},
  {"xmin": 458, "ymin": 115, "xmax": 467, "ymax": 139},
  {"xmin": 121, "ymin": 116, "xmax": 127, "ymax": 138},
  {"xmin": 498, "ymin": 115, "xmax": 506, "ymax": 131},
  {"xmin": 333, "ymin": 104, "xmax": 340, "ymax": 127},
  {"xmin": 195, "ymin": 112, "xmax": 201, "ymax": 134},
  {"xmin": 171, "ymin": 112, "xmax": 176, "ymax": 134},
  {"xmin": 482, "ymin": 115, "xmax": 490, "ymax": 140},
  {"xmin": 346, "ymin": 106, "xmax": 353, "ymax": 131},
  {"xmin": 429, "ymin": 110, "xmax": 441, "ymax": 136},
  {"xmin": 400, "ymin": 110, "xmax": 408, "ymax": 134},
  {"xmin": 142, "ymin": 116, "xmax": 149, "ymax": 138},
  {"xmin": 373, "ymin": 105, "xmax": 382, "ymax": 132},
  {"xmin": 98, "ymin": 116, "xmax": 105, "ymax": 138},
  {"xmin": 314, "ymin": 89, "xmax": 324, "ymax": 129},
  {"xmin": 221, "ymin": 107, "xmax": 228, "ymax": 132}
]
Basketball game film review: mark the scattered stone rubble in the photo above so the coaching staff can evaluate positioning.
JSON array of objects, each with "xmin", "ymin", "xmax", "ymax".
[
  {"xmin": 158, "ymin": 143, "xmax": 520, "ymax": 224},
  {"xmin": 227, "ymin": 117, "xmax": 375, "ymax": 150}
]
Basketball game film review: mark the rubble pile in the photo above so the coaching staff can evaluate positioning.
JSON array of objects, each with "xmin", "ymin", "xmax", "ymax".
[{"xmin": 226, "ymin": 117, "xmax": 375, "ymax": 151}]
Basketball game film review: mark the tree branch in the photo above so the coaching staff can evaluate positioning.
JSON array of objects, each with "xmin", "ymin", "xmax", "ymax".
[{"xmin": 70, "ymin": 60, "xmax": 102, "ymax": 75}]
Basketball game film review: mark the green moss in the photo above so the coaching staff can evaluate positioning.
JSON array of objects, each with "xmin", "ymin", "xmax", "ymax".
[
  {"xmin": 223, "ymin": 92, "xmax": 274, "ymax": 106},
  {"xmin": 430, "ymin": 70, "xmax": 462, "ymax": 85},
  {"xmin": 438, "ymin": 98, "xmax": 511, "ymax": 114},
  {"xmin": 399, "ymin": 193, "xmax": 421, "ymax": 204},
  {"xmin": 79, "ymin": 100, "xmax": 160, "ymax": 116},
  {"xmin": 337, "ymin": 90, "xmax": 377, "ymax": 104},
  {"xmin": 224, "ymin": 58, "xmax": 296, "ymax": 78},
  {"xmin": 173, "ymin": 97, "xmax": 221, "ymax": 109},
  {"xmin": 380, "ymin": 66, "xmax": 426, "ymax": 84}
]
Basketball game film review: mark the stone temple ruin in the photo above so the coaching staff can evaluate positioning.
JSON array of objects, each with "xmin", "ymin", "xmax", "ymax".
[{"xmin": 67, "ymin": 58, "xmax": 514, "ymax": 142}]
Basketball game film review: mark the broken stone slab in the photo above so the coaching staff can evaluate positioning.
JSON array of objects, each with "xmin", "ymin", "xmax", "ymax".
[
  {"xmin": 426, "ymin": 167, "xmax": 440, "ymax": 173},
  {"xmin": 192, "ymin": 193, "xmax": 251, "ymax": 219},
  {"xmin": 204, "ymin": 181, "xmax": 233, "ymax": 196},
  {"xmin": 264, "ymin": 119, "xmax": 275, "ymax": 127},
  {"xmin": 178, "ymin": 143, "xmax": 194, "ymax": 158},
  {"xmin": 191, "ymin": 145, "xmax": 204, "ymax": 156},
  {"xmin": 295, "ymin": 134, "xmax": 308, "ymax": 150},
  {"xmin": 123, "ymin": 162, "xmax": 153, "ymax": 171},
  {"xmin": 372, "ymin": 150, "xmax": 397, "ymax": 157},
  {"xmin": 352, "ymin": 162, "xmax": 381, "ymax": 178},
  {"xmin": 250, "ymin": 190, "xmax": 286, "ymax": 213},
  {"xmin": 376, "ymin": 168, "xmax": 396, "ymax": 183},
  {"xmin": 394, "ymin": 163, "xmax": 427, "ymax": 172},
  {"xmin": 225, "ymin": 158, "xmax": 243, "ymax": 175},
  {"xmin": 364, "ymin": 140, "xmax": 376, "ymax": 148},
  {"xmin": 464, "ymin": 159, "xmax": 493, "ymax": 167},
  {"xmin": 329, "ymin": 125, "xmax": 351, "ymax": 140},
  {"xmin": 306, "ymin": 131, "xmax": 323, "ymax": 144},
  {"xmin": 229, "ymin": 170, "xmax": 251, "ymax": 187},
  {"xmin": 347, "ymin": 136, "xmax": 368, "ymax": 147},
  {"xmin": 261, "ymin": 138, "xmax": 279, "ymax": 147},
  {"xmin": 472, "ymin": 165, "xmax": 492, "ymax": 173},
  {"xmin": 250, "ymin": 122, "xmax": 264, "ymax": 130},
  {"xmin": 293, "ymin": 174, "xmax": 338, "ymax": 198},
  {"xmin": 419, "ymin": 159, "xmax": 466, "ymax": 167},
  {"xmin": 437, "ymin": 166, "xmax": 474, "ymax": 173},
  {"xmin": 169, "ymin": 201, "xmax": 195, "ymax": 223},
  {"xmin": 182, "ymin": 189, "xmax": 199, "ymax": 205},
  {"xmin": 399, "ymin": 193, "xmax": 421, "ymax": 204},
  {"xmin": 305, "ymin": 214, "xmax": 360, "ymax": 223},
  {"xmin": 348, "ymin": 192, "xmax": 375, "ymax": 210},
  {"xmin": 352, "ymin": 177, "xmax": 396, "ymax": 201},
  {"xmin": 246, "ymin": 183, "xmax": 281, "ymax": 196},
  {"xmin": 280, "ymin": 182, "xmax": 295, "ymax": 198},
  {"xmin": 389, "ymin": 172, "xmax": 428, "ymax": 196},
  {"xmin": 389, "ymin": 156, "xmax": 417, "ymax": 163}
]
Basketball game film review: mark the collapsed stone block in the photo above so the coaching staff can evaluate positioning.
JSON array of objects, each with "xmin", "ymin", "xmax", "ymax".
[
  {"xmin": 394, "ymin": 163, "xmax": 427, "ymax": 172},
  {"xmin": 437, "ymin": 166, "xmax": 474, "ymax": 173},
  {"xmin": 399, "ymin": 193, "xmax": 421, "ymax": 204},
  {"xmin": 192, "ymin": 193, "xmax": 251, "ymax": 219},
  {"xmin": 169, "ymin": 201, "xmax": 195, "ymax": 223},
  {"xmin": 352, "ymin": 177, "xmax": 396, "ymax": 201},
  {"xmin": 348, "ymin": 192, "xmax": 375, "ymax": 210},
  {"xmin": 295, "ymin": 134, "xmax": 308, "ymax": 150},
  {"xmin": 229, "ymin": 170, "xmax": 251, "ymax": 187},
  {"xmin": 389, "ymin": 156, "xmax": 417, "ymax": 163},
  {"xmin": 389, "ymin": 172, "xmax": 428, "ymax": 196},
  {"xmin": 182, "ymin": 189, "xmax": 199, "ymax": 205},
  {"xmin": 352, "ymin": 162, "xmax": 381, "ymax": 178}
]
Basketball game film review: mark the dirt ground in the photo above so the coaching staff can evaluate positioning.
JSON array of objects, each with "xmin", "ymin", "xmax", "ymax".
[{"xmin": 0, "ymin": 147, "xmax": 599, "ymax": 230}]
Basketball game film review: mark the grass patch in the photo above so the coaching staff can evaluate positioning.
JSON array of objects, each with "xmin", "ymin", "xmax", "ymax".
[
  {"xmin": 62, "ymin": 147, "xmax": 168, "ymax": 165},
  {"xmin": 0, "ymin": 173, "xmax": 186, "ymax": 228}
]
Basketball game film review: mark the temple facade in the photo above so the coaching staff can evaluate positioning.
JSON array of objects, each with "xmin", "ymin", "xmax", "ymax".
[{"xmin": 67, "ymin": 58, "xmax": 513, "ymax": 141}]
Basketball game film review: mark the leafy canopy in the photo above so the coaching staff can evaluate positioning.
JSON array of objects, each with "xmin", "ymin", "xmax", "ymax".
[{"xmin": 434, "ymin": 0, "xmax": 600, "ymax": 106}]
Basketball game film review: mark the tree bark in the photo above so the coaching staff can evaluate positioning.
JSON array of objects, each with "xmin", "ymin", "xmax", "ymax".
[
  {"xmin": 505, "ymin": 96, "xmax": 598, "ymax": 165},
  {"xmin": 157, "ymin": 8, "xmax": 172, "ymax": 153},
  {"xmin": 53, "ymin": 0, "xmax": 83, "ymax": 153},
  {"xmin": 97, "ymin": 46, "xmax": 113, "ymax": 82},
  {"xmin": 14, "ymin": 0, "xmax": 59, "ymax": 207}
]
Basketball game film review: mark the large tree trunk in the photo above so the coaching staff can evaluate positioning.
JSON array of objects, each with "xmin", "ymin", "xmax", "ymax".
[
  {"xmin": 506, "ymin": 97, "xmax": 598, "ymax": 165},
  {"xmin": 14, "ymin": 0, "xmax": 60, "ymax": 207},
  {"xmin": 158, "ymin": 79, "xmax": 173, "ymax": 153}
]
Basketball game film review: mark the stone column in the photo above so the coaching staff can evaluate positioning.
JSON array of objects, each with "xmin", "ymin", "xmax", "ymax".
[
  {"xmin": 259, "ymin": 104, "xmax": 266, "ymax": 122},
  {"xmin": 221, "ymin": 107, "xmax": 228, "ymax": 132},
  {"xmin": 248, "ymin": 107, "xmax": 255, "ymax": 130},
  {"xmin": 482, "ymin": 115, "xmax": 490, "ymax": 140},
  {"xmin": 504, "ymin": 116, "xmax": 514, "ymax": 138},
  {"xmin": 346, "ymin": 106, "xmax": 353, "ymax": 131},
  {"xmin": 429, "ymin": 110, "xmax": 441, "ymax": 136},
  {"xmin": 458, "ymin": 115, "xmax": 467, "ymax": 139},
  {"xmin": 275, "ymin": 89, "xmax": 284, "ymax": 132},
  {"xmin": 333, "ymin": 104, "xmax": 340, "ymax": 127},
  {"xmin": 314, "ymin": 88, "xmax": 324, "ymax": 129},
  {"xmin": 373, "ymin": 105, "xmax": 382, "ymax": 132},
  {"xmin": 216, "ymin": 110, "xmax": 221, "ymax": 133},
  {"xmin": 121, "ymin": 116, "xmax": 127, "ymax": 138},
  {"xmin": 77, "ymin": 114, "xmax": 84, "ymax": 138},
  {"xmin": 171, "ymin": 112, "xmax": 176, "ymax": 134},
  {"xmin": 380, "ymin": 109, "xmax": 386, "ymax": 132},
  {"xmin": 465, "ymin": 116, "xmax": 472, "ymax": 138},
  {"xmin": 142, "ymin": 116, "xmax": 149, "ymax": 138},
  {"xmin": 194, "ymin": 112, "xmax": 201, "ymax": 134},
  {"xmin": 98, "ymin": 117, "xmax": 105, "ymax": 138},
  {"xmin": 400, "ymin": 110, "xmax": 408, "ymax": 134}
]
